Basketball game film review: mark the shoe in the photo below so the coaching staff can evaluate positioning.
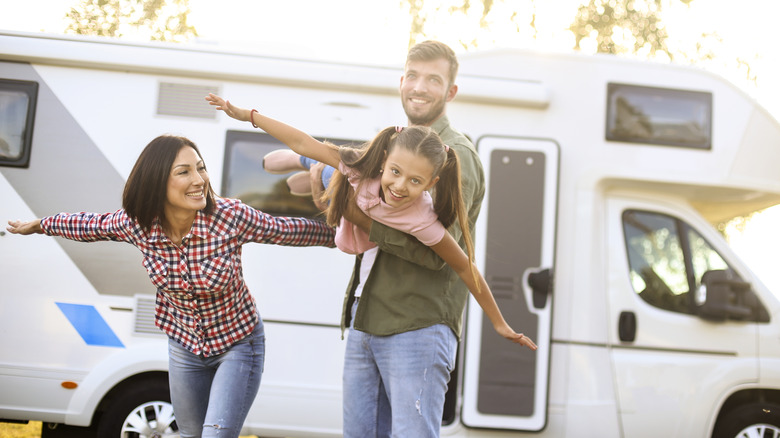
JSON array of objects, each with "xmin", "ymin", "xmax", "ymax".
[
  {"xmin": 286, "ymin": 171, "xmax": 312, "ymax": 196},
  {"xmin": 263, "ymin": 149, "xmax": 305, "ymax": 174}
]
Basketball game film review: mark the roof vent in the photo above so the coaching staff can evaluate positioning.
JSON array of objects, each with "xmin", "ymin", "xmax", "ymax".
[{"xmin": 157, "ymin": 82, "xmax": 219, "ymax": 119}]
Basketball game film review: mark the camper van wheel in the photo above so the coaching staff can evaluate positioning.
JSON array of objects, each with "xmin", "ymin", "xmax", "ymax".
[
  {"xmin": 97, "ymin": 385, "xmax": 178, "ymax": 438},
  {"xmin": 713, "ymin": 402, "xmax": 780, "ymax": 438}
]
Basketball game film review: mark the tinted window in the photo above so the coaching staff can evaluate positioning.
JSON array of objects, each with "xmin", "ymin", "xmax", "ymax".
[
  {"xmin": 687, "ymin": 227, "xmax": 729, "ymax": 291},
  {"xmin": 606, "ymin": 83, "xmax": 712, "ymax": 149},
  {"xmin": 0, "ymin": 79, "xmax": 38, "ymax": 168},
  {"xmin": 222, "ymin": 130, "xmax": 362, "ymax": 218},
  {"xmin": 623, "ymin": 210, "xmax": 734, "ymax": 315},
  {"xmin": 623, "ymin": 210, "xmax": 691, "ymax": 314}
]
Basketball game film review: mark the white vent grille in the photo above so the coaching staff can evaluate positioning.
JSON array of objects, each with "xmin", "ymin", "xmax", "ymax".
[
  {"xmin": 134, "ymin": 295, "xmax": 162, "ymax": 335},
  {"xmin": 157, "ymin": 82, "xmax": 220, "ymax": 119}
]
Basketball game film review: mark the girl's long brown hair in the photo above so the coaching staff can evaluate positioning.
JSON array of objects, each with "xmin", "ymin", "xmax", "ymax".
[{"xmin": 322, "ymin": 126, "xmax": 480, "ymax": 291}]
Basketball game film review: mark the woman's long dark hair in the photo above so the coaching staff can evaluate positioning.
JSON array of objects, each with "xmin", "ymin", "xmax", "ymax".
[{"xmin": 123, "ymin": 135, "xmax": 216, "ymax": 231}]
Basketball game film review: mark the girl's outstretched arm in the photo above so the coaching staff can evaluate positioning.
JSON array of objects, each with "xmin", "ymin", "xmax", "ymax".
[
  {"xmin": 206, "ymin": 93, "xmax": 341, "ymax": 168},
  {"xmin": 430, "ymin": 233, "xmax": 538, "ymax": 351}
]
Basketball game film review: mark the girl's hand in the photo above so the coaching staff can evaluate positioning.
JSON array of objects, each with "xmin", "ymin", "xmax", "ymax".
[
  {"xmin": 497, "ymin": 324, "xmax": 538, "ymax": 351},
  {"xmin": 205, "ymin": 93, "xmax": 249, "ymax": 122},
  {"xmin": 6, "ymin": 219, "xmax": 43, "ymax": 235}
]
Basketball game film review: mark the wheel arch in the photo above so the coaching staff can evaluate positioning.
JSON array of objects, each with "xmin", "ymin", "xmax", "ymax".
[
  {"xmin": 93, "ymin": 371, "xmax": 170, "ymax": 420},
  {"xmin": 712, "ymin": 388, "xmax": 780, "ymax": 435},
  {"xmin": 63, "ymin": 342, "xmax": 169, "ymax": 426}
]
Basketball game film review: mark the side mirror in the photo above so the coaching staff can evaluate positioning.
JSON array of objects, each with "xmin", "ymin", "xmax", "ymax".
[{"xmin": 695, "ymin": 270, "xmax": 753, "ymax": 322}]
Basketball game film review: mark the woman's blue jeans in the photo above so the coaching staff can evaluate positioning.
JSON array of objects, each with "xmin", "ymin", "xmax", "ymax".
[
  {"xmin": 343, "ymin": 300, "xmax": 457, "ymax": 437},
  {"xmin": 168, "ymin": 321, "xmax": 265, "ymax": 438}
]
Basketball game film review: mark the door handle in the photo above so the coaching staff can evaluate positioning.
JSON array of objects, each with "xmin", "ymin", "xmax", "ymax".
[
  {"xmin": 618, "ymin": 311, "xmax": 637, "ymax": 342},
  {"xmin": 526, "ymin": 268, "xmax": 553, "ymax": 309}
]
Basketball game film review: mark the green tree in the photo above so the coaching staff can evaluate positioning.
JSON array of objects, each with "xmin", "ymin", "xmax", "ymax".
[
  {"xmin": 568, "ymin": 0, "xmax": 694, "ymax": 59},
  {"xmin": 569, "ymin": 0, "xmax": 758, "ymax": 88},
  {"xmin": 399, "ymin": 0, "xmax": 756, "ymax": 90},
  {"xmin": 400, "ymin": 0, "xmax": 514, "ymax": 50},
  {"xmin": 64, "ymin": 0, "xmax": 197, "ymax": 43},
  {"xmin": 404, "ymin": 0, "xmax": 426, "ymax": 49}
]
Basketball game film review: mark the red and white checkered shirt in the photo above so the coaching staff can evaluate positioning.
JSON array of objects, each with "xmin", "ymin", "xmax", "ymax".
[{"xmin": 42, "ymin": 197, "xmax": 335, "ymax": 357}]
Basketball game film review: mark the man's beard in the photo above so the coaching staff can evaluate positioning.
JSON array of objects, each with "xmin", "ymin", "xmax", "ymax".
[{"xmin": 403, "ymin": 96, "xmax": 445, "ymax": 127}]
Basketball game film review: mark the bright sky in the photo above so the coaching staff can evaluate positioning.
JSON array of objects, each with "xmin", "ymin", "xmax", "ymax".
[{"xmin": 3, "ymin": 0, "xmax": 780, "ymax": 291}]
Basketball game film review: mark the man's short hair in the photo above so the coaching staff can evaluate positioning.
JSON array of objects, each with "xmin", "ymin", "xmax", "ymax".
[{"xmin": 406, "ymin": 40, "xmax": 459, "ymax": 86}]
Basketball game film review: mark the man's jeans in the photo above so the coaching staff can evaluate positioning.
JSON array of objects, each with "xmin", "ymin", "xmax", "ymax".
[
  {"xmin": 343, "ymin": 300, "xmax": 457, "ymax": 437},
  {"xmin": 168, "ymin": 321, "xmax": 265, "ymax": 438}
]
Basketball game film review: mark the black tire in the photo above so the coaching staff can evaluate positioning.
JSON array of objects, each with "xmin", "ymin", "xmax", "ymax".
[
  {"xmin": 714, "ymin": 403, "xmax": 780, "ymax": 438},
  {"xmin": 96, "ymin": 382, "xmax": 178, "ymax": 438}
]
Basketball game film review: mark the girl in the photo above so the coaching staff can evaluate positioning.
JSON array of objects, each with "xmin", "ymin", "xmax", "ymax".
[
  {"xmin": 207, "ymin": 93, "xmax": 537, "ymax": 350},
  {"xmin": 6, "ymin": 135, "xmax": 335, "ymax": 438}
]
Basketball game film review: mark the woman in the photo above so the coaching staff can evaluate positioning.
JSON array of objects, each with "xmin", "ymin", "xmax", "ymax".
[{"xmin": 6, "ymin": 135, "xmax": 335, "ymax": 438}]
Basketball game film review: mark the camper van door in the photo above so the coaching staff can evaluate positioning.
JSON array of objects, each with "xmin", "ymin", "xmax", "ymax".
[
  {"xmin": 607, "ymin": 195, "xmax": 760, "ymax": 436},
  {"xmin": 461, "ymin": 136, "xmax": 558, "ymax": 431}
]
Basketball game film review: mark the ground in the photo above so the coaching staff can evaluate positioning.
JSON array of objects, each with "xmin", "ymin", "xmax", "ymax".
[{"xmin": 0, "ymin": 421, "xmax": 262, "ymax": 437}]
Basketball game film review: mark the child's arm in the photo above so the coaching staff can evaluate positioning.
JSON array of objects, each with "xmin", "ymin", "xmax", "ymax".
[
  {"xmin": 430, "ymin": 233, "xmax": 538, "ymax": 351},
  {"xmin": 206, "ymin": 93, "xmax": 341, "ymax": 168}
]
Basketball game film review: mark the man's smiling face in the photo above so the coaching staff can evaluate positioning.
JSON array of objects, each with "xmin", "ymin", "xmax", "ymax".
[{"xmin": 400, "ymin": 57, "xmax": 457, "ymax": 127}]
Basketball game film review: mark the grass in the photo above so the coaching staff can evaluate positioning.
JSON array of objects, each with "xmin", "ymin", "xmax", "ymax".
[
  {"xmin": 0, "ymin": 422, "xmax": 262, "ymax": 437},
  {"xmin": 0, "ymin": 421, "xmax": 41, "ymax": 438}
]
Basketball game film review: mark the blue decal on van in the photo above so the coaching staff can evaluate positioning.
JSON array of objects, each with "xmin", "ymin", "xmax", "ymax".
[{"xmin": 56, "ymin": 302, "xmax": 125, "ymax": 348}]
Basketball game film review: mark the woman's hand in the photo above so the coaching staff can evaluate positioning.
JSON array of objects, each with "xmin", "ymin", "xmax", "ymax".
[
  {"xmin": 205, "ymin": 93, "xmax": 249, "ymax": 122},
  {"xmin": 496, "ymin": 324, "xmax": 538, "ymax": 351},
  {"xmin": 6, "ymin": 219, "xmax": 43, "ymax": 235}
]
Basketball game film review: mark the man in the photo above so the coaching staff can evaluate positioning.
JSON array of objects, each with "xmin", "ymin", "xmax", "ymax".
[{"xmin": 337, "ymin": 40, "xmax": 486, "ymax": 438}]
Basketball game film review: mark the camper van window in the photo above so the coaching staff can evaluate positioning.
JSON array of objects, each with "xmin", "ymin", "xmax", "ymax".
[
  {"xmin": 222, "ymin": 130, "xmax": 362, "ymax": 218},
  {"xmin": 686, "ymin": 227, "xmax": 729, "ymax": 286},
  {"xmin": 606, "ymin": 83, "xmax": 712, "ymax": 150},
  {"xmin": 623, "ymin": 210, "xmax": 729, "ymax": 315},
  {"xmin": 0, "ymin": 79, "xmax": 37, "ymax": 168}
]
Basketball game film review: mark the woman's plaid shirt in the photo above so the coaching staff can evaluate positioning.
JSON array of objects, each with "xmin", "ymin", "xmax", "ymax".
[{"xmin": 41, "ymin": 197, "xmax": 335, "ymax": 357}]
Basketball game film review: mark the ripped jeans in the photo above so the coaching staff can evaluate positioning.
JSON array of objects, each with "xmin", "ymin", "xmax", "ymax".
[
  {"xmin": 343, "ymin": 301, "xmax": 457, "ymax": 437},
  {"xmin": 168, "ymin": 321, "xmax": 265, "ymax": 438}
]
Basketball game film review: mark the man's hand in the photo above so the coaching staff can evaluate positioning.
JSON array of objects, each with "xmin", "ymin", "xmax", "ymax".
[{"xmin": 309, "ymin": 162, "xmax": 329, "ymax": 212}]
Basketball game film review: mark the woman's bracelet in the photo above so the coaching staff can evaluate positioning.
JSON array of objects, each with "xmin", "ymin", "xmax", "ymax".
[{"xmin": 249, "ymin": 109, "xmax": 259, "ymax": 128}]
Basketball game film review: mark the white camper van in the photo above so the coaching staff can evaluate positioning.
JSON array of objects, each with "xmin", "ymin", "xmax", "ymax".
[{"xmin": 2, "ymin": 31, "xmax": 780, "ymax": 438}]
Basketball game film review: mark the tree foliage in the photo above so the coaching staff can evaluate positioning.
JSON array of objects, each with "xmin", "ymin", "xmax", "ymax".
[
  {"xmin": 400, "ymin": 0, "xmax": 504, "ymax": 50},
  {"xmin": 568, "ymin": 0, "xmax": 693, "ymax": 59},
  {"xmin": 404, "ymin": 0, "xmax": 426, "ymax": 49},
  {"xmin": 64, "ymin": 0, "xmax": 197, "ymax": 43},
  {"xmin": 570, "ymin": 0, "xmax": 667, "ymax": 56}
]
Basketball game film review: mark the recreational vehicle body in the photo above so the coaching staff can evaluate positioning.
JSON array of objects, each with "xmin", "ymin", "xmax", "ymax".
[{"xmin": 2, "ymin": 31, "xmax": 780, "ymax": 437}]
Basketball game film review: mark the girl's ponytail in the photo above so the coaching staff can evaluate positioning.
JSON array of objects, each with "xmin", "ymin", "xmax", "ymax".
[
  {"xmin": 323, "ymin": 169, "xmax": 351, "ymax": 227},
  {"xmin": 432, "ymin": 147, "xmax": 459, "ymax": 229},
  {"xmin": 350, "ymin": 126, "xmax": 398, "ymax": 179},
  {"xmin": 434, "ymin": 147, "xmax": 480, "ymax": 293}
]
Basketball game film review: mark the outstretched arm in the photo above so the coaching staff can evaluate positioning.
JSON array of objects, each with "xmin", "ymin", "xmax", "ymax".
[
  {"xmin": 6, "ymin": 219, "xmax": 43, "ymax": 235},
  {"xmin": 206, "ymin": 93, "xmax": 341, "ymax": 168},
  {"xmin": 430, "ymin": 233, "xmax": 538, "ymax": 351}
]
